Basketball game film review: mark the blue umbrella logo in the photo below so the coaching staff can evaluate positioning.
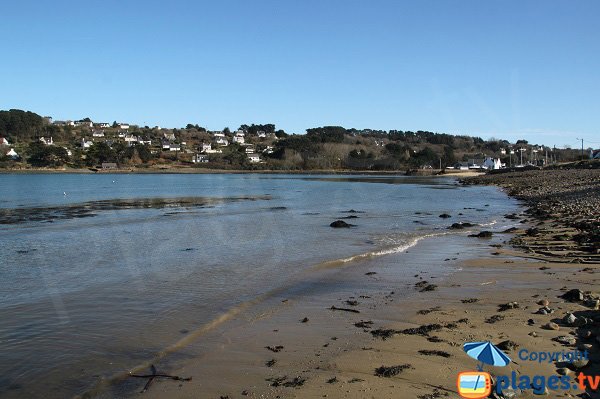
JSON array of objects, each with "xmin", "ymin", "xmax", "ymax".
[{"xmin": 463, "ymin": 341, "xmax": 511, "ymax": 371}]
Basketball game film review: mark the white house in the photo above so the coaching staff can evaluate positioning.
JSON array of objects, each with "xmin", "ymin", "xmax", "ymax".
[
  {"xmin": 138, "ymin": 138, "xmax": 152, "ymax": 146},
  {"xmin": 200, "ymin": 143, "xmax": 212, "ymax": 153},
  {"xmin": 257, "ymin": 131, "xmax": 266, "ymax": 138},
  {"xmin": 75, "ymin": 120, "xmax": 93, "ymax": 127},
  {"xmin": 248, "ymin": 153, "xmax": 261, "ymax": 163},
  {"xmin": 262, "ymin": 146, "xmax": 274, "ymax": 154},
  {"xmin": 95, "ymin": 122, "xmax": 110, "ymax": 128},
  {"xmin": 92, "ymin": 130, "xmax": 105, "ymax": 138},
  {"xmin": 164, "ymin": 132, "xmax": 176, "ymax": 141},
  {"xmin": 39, "ymin": 136, "xmax": 53, "ymax": 145},
  {"xmin": 169, "ymin": 144, "xmax": 181, "ymax": 152},
  {"xmin": 192, "ymin": 154, "xmax": 209, "ymax": 163},
  {"xmin": 215, "ymin": 137, "xmax": 228, "ymax": 146},
  {"xmin": 6, "ymin": 148, "xmax": 19, "ymax": 159},
  {"xmin": 483, "ymin": 157, "xmax": 502, "ymax": 170},
  {"xmin": 233, "ymin": 135, "xmax": 245, "ymax": 144},
  {"xmin": 81, "ymin": 139, "xmax": 93, "ymax": 149},
  {"xmin": 0, "ymin": 137, "xmax": 9, "ymax": 145},
  {"xmin": 245, "ymin": 146, "xmax": 255, "ymax": 154},
  {"xmin": 124, "ymin": 135, "xmax": 138, "ymax": 144},
  {"xmin": 119, "ymin": 123, "xmax": 130, "ymax": 130}
]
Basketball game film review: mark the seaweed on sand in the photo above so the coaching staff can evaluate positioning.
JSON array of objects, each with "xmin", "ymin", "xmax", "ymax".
[{"xmin": 374, "ymin": 364, "xmax": 413, "ymax": 377}]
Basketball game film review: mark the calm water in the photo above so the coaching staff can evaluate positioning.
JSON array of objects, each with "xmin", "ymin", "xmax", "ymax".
[{"xmin": 0, "ymin": 173, "xmax": 520, "ymax": 398}]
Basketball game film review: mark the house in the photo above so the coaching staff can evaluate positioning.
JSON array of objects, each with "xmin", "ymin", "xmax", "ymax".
[
  {"xmin": 257, "ymin": 130, "xmax": 266, "ymax": 138},
  {"xmin": 162, "ymin": 139, "xmax": 172, "ymax": 150},
  {"xmin": 6, "ymin": 148, "xmax": 19, "ymax": 159},
  {"xmin": 138, "ymin": 138, "xmax": 152, "ymax": 146},
  {"xmin": 232, "ymin": 134, "xmax": 245, "ymax": 144},
  {"xmin": 118, "ymin": 132, "xmax": 126, "ymax": 138},
  {"xmin": 81, "ymin": 139, "xmax": 93, "ymax": 149},
  {"xmin": 119, "ymin": 123, "xmax": 130, "ymax": 130},
  {"xmin": 169, "ymin": 144, "xmax": 181, "ymax": 152},
  {"xmin": 164, "ymin": 132, "xmax": 176, "ymax": 141},
  {"xmin": 0, "ymin": 137, "xmax": 9, "ymax": 145},
  {"xmin": 101, "ymin": 162, "xmax": 118, "ymax": 170},
  {"xmin": 201, "ymin": 142, "xmax": 212, "ymax": 153},
  {"xmin": 591, "ymin": 150, "xmax": 600, "ymax": 160},
  {"xmin": 192, "ymin": 154, "xmax": 209, "ymax": 163},
  {"xmin": 39, "ymin": 136, "xmax": 53, "ymax": 145},
  {"xmin": 483, "ymin": 157, "xmax": 502, "ymax": 170},
  {"xmin": 92, "ymin": 130, "xmax": 105, "ymax": 138},
  {"xmin": 262, "ymin": 146, "xmax": 274, "ymax": 154},
  {"xmin": 124, "ymin": 135, "xmax": 138, "ymax": 144},
  {"xmin": 215, "ymin": 137, "xmax": 228, "ymax": 146},
  {"xmin": 75, "ymin": 120, "xmax": 93, "ymax": 127},
  {"xmin": 245, "ymin": 146, "xmax": 255, "ymax": 154},
  {"xmin": 248, "ymin": 153, "xmax": 261, "ymax": 163},
  {"xmin": 95, "ymin": 122, "xmax": 110, "ymax": 128}
]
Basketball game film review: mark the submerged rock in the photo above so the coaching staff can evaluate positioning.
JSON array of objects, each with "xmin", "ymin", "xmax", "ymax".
[
  {"xmin": 448, "ymin": 222, "xmax": 477, "ymax": 230},
  {"xmin": 330, "ymin": 220, "xmax": 354, "ymax": 228},
  {"xmin": 469, "ymin": 231, "xmax": 493, "ymax": 238}
]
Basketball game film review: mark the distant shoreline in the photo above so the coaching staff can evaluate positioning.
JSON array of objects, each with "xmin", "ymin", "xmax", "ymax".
[{"xmin": 0, "ymin": 167, "xmax": 484, "ymax": 177}]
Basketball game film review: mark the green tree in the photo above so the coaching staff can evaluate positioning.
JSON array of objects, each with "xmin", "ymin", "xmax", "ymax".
[
  {"xmin": 86, "ymin": 142, "xmax": 116, "ymax": 166},
  {"xmin": 27, "ymin": 142, "xmax": 70, "ymax": 167},
  {"xmin": 0, "ymin": 109, "xmax": 45, "ymax": 141}
]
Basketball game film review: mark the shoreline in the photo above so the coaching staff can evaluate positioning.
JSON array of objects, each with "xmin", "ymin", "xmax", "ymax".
[
  {"xmin": 119, "ymin": 168, "xmax": 599, "ymax": 399},
  {"xmin": 0, "ymin": 167, "xmax": 485, "ymax": 177}
]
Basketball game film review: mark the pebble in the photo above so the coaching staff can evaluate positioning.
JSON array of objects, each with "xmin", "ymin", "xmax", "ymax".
[
  {"xmin": 543, "ymin": 322, "xmax": 560, "ymax": 330},
  {"xmin": 557, "ymin": 368, "xmax": 574, "ymax": 377},
  {"xmin": 572, "ymin": 359, "xmax": 589, "ymax": 369},
  {"xmin": 537, "ymin": 299, "xmax": 550, "ymax": 306},
  {"xmin": 563, "ymin": 313, "xmax": 579, "ymax": 326},
  {"xmin": 554, "ymin": 335, "xmax": 576, "ymax": 345}
]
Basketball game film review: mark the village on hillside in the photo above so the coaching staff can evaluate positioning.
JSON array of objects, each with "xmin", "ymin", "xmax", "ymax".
[{"xmin": 1, "ymin": 110, "xmax": 598, "ymax": 172}]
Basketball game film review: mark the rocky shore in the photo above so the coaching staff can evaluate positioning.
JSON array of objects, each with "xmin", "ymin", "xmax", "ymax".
[{"xmin": 462, "ymin": 167, "xmax": 600, "ymax": 264}]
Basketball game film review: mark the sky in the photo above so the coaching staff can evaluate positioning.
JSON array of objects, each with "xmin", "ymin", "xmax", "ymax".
[{"xmin": 1, "ymin": 0, "xmax": 598, "ymax": 147}]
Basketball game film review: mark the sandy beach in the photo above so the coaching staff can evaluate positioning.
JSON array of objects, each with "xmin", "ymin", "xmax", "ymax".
[{"xmin": 100, "ymin": 167, "xmax": 600, "ymax": 399}]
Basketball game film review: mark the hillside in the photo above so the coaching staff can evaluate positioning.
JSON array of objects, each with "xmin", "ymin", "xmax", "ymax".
[{"xmin": 0, "ymin": 109, "xmax": 589, "ymax": 171}]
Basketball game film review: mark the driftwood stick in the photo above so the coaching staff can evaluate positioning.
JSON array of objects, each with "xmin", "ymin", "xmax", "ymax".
[{"xmin": 128, "ymin": 364, "xmax": 192, "ymax": 393}]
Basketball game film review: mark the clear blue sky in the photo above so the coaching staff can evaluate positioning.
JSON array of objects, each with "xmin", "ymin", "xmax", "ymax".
[{"xmin": 1, "ymin": 0, "xmax": 598, "ymax": 147}]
